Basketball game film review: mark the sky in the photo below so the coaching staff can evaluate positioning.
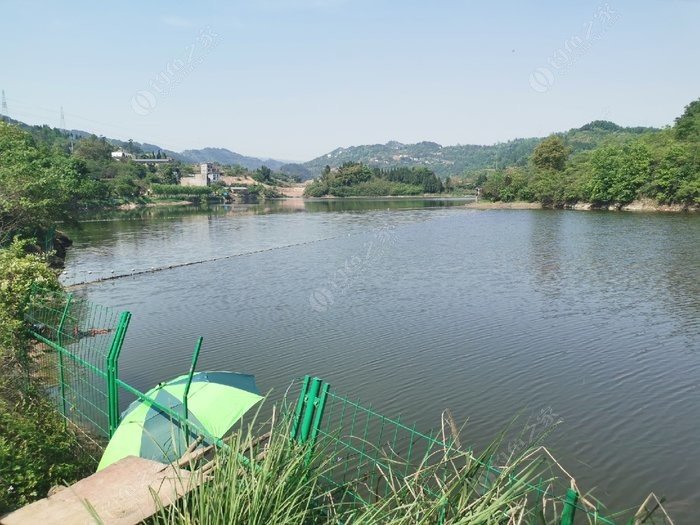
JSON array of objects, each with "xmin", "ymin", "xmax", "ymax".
[{"xmin": 1, "ymin": 0, "xmax": 699, "ymax": 161}]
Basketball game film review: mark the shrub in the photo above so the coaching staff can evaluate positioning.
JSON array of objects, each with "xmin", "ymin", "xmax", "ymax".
[
  {"xmin": 0, "ymin": 395, "xmax": 95, "ymax": 513},
  {"xmin": 0, "ymin": 240, "xmax": 60, "ymax": 373}
]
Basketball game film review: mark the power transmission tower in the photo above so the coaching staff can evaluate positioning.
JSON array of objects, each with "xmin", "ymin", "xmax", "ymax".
[
  {"xmin": 1, "ymin": 90, "xmax": 7, "ymax": 116},
  {"xmin": 60, "ymin": 106, "xmax": 66, "ymax": 129}
]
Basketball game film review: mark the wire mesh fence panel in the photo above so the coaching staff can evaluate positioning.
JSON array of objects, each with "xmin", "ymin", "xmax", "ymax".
[
  {"xmin": 286, "ymin": 376, "xmax": 620, "ymax": 525},
  {"xmin": 25, "ymin": 286, "xmax": 129, "ymax": 454},
  {"xmin": 29, "ymin": 340, "xmax": 109, "ymax": 462}
]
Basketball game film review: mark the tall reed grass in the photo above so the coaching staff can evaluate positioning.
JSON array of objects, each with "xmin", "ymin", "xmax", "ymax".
[{"xmin": 150, "ymin": 405, "xmax": 596, "ymax": 525}]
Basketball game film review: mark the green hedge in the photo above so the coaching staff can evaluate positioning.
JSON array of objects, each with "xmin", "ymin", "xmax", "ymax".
[{"xmin": 149, "ymin": 184, "xmax": 213, "ymax": 196}]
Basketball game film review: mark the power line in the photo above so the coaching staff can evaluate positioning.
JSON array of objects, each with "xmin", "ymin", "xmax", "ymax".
[{"xmin": 5, "ymin": 95, "xmax": 184, "ymax": 152}]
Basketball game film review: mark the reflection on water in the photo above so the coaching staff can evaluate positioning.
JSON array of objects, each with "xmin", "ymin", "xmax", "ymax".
[
  {"xmin": 61, "ymin": 200, "xmax": 471, "ymax": 286},
  {"xmin": 528, "ymin": 211, "xmax": 564, "ymax": 298},
  {"xmin": 79, "ymin": 197, "xmax": 473, "ymax": 222},
  {"xmin": 62, "ymin": 204, "xmax": 700, "ymax": 520}
]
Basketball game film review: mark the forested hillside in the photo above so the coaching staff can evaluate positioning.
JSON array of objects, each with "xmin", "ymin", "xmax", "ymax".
[
  {"xmin": 302, "ymin": 123, "xmax": 657, "ymax": 179},
  {"xmin": 477, "ymin": 99, "xmax": 699, "ymax": 207}
]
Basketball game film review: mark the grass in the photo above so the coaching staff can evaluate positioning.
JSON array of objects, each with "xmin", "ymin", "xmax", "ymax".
[{"xmin": 148, "ymin": 404, "xmax": 606, "ymax": 525}]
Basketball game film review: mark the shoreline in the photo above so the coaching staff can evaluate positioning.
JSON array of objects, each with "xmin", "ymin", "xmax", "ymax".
[
  {"xmin": 465, "ymin": 199, "xmax": 699, "ymax": 213},
  {"xmin": 108, "ymin": 196, "xmax": 697, "ymax": 213},
  {"xmin": 117, "ymin": 200, "xmax": 194, "ymax": 210}
]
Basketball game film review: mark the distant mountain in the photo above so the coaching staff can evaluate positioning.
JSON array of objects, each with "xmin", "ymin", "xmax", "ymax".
[
  {"xmin": 179, "ymin": 147, "xmax": 285, "ymax": 171},
  {"xmin": 278, "ymin": 163, "xmax": 314, "ymax": 180},
  {"xmin": 302, "ymin": 122, "xmax": 659, "ymax": 179}
]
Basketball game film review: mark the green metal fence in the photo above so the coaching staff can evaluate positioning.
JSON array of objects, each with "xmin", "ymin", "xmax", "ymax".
[
  {"xmin": 24, "ymin": 286, "xmax": 222, "ymax": 461},
  {"xmin": 288, "ymin": 376, "xmax": 624, "ymax": 525}
]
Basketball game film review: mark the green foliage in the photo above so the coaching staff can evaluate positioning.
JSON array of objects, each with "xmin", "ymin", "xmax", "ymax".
[
  {"xmin": 303, "ymin": 179, "xmax": 329, "ymax": 197},
  {"xmin": 0, "ymin": 242, "xmax": 96, "ymax": 513},
  {"xmin": 477, "ymin": 98, "xmax": 700, "ymax": 208},
  {"xmin": 304, "ymin": 162, "xmax": 443, "ymax": 197},
  {"xmin": 586, "ymin": 142, "xmax": 651, "ymax": 205},
  {"xmin": 0, "ymin": 241, "xmax": 89, "ymax": 515},
  {"xmin": 381, "ymin": 166, "xmax": 444, "ymax": 192},
  {"xmin": 153, "ymin": 408, "xmax": 573, "ymax": 525},
  {"xmin": 0, "ymin": 395, "xmax": 95, "ymax": 513},
  {"xmin": 531, "ymin": 135, "xmax": 570, "ymax": 172},
  {"xmin": 0, "ymin": 122, "xmax": 107, "ymax": 242},
  {"xmin": 303, "ymin": 120, "xmax": 657, "ymax": 179},
  {"xmin": 0, "ymin": 118, "xmax": 74, "ymax": 155},
  {"xmin": 73, "ymin": 135, "xmax": 113, "ymax": 161},
  {"xmin": 253, "ymin": 165, "xmax": 273, "ymax": 183},
  {"xmin": 0, "ymin": 240, "xmax": 59, "ymax": 370},
  {"xmin": 156, "ymin": 164, "xmax": 179, "ymax": 185},
  {"xmin": 245, "ymin": 184, "xmax": 284, "ymax": 198},
  {"xmin": 149, "ymin": 184, "xmax": 213, "ymax": 196},
  {"xmin": 674, "ymin": 98, "xmax": 700, "ymax": 142},
  {"xmin": 480, "ymin": 168, "xmax": 532, "ymax": 202},
  {"xmin": 154, "ymin": 419, "xmax": 332, "ymax": 525}
]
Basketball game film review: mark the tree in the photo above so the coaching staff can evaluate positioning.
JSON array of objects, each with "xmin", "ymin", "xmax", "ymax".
[
  {"xmin": 674, "ymin": 98, "xmax": 700, "ymax": 142},
  {"xmin": 73, "ymin": 135, "xmax": 112, "ymax": 161},
  {"xmin": 335, "ymin": 162, "xmax": 372, "ymax": 186},
  {"xmin": 0, "ymin": 122, "xmax": 102, "ymax": 244},
  {"xmin": 675, "ymin": 98, "xmax": 700, "ymax": 164},
  {"xmin": 531, "ymin": 136, "xmax": 570, "ymax": 172},
  {"xmin": 0, "ymin": 239, "xmax": 60, "ymax": 369},
  {"xmin": 252, "ymin": 165, "xmax": 273, "ymax": 184},
  {"xmin": 587, "ymin": 142, "xmax": 651, "ymax": 205},
  {"xmin": 444, "ymin": 176, "xmax": 454, "ymax": 192},
  {"xmin": 157, "ymin": 163, "xmax": 179, "ymax": 185}
]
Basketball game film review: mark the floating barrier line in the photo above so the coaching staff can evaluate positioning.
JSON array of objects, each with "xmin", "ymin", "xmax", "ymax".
[
  {"xmin": 64, "ymin": 206, "xmax": 476, "ymax": 288},
  {"xmin": 64, "ymin": 230, "xmax": 383, "ymax": 289},
  {"xmin": 65, "ymin": 210, "xmax": 483, "ymax": 290}
]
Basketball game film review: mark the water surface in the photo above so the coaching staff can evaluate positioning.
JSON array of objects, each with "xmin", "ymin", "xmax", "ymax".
[{"xmin": 62, "ymin": 200, "xmax": 700, "ymax": 520}]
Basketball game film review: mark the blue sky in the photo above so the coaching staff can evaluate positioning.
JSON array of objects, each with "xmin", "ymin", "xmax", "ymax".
[{"xmin": 2, "ymin": 0, "xmax": 698, "ymax": 160}]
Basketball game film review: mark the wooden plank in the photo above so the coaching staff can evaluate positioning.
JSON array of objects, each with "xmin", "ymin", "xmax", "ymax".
[{"xmin": 1, "ymin": 456, "xmax": 200, "ymax": 525}]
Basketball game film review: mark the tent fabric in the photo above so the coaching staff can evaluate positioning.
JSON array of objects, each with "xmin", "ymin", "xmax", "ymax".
[{"xmin": 97, "ymin": 371, "xmax": 262, "ymax": 471}]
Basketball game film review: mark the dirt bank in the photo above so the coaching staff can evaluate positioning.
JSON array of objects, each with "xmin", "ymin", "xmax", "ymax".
[
  {"xmin": 466, "ymin": 199, "xmax": 698, "ymax": 212},
  {"xmin": 464, "ymin": 201, "xmax": 542, "ymax": 210}
]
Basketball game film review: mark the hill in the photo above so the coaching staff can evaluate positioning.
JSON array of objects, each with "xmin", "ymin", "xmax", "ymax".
[
  {"xmin": 179, "ymin": 147, "xmax": 285, "ymax": 171},
  {"xmin": 301, "ymin": 122, "xmax": 658, "ymax": 179},
  {"xmin": 0, "ymin": 116, "xmax": 287, "ymax": 171}
]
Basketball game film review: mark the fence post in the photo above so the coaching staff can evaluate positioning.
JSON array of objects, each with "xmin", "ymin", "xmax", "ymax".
[
  {"xmin": 290, "ymin": 376, "xmax": 311, "ymax": 441},
  {"xmin": 308, "ymin": 382, "xmax": 329, "ymax": 450},
  {"xmin": 182, "ymin": 336, "xmax": 203, "ymax": 451},
  {"xmin": 291, "ymin": 376, "xmax": 329, "ymax": 449},
  {"xmin": 55, "ymin": 293, "xmax": 73, "ymax": 425},
  {"xmin": 106, "ymin": 311, "xmax": 132, "ymax": 437},
  {"xmin": 560, "ymin": 488, "xmax": 579, "ymax": 525}
]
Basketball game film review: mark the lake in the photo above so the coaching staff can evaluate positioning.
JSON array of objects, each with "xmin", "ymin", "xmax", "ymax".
[{"xmin": 61, "ymin": 199, "xmax": 700, "ymax": 520}]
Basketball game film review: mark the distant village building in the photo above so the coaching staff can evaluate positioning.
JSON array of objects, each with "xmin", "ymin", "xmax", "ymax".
[
  {"xmin": 180, "ymin": 163, "xmax": 221, "ymax": 187},
  {"xmin": 111, "ymin": 149, "xmax": 134, "ymax": 161}
]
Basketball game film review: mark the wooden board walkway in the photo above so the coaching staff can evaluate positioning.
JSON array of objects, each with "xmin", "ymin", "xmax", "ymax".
[{"xmin": 1, "ymin": 456, "xmax": 201, "ymax": 525}]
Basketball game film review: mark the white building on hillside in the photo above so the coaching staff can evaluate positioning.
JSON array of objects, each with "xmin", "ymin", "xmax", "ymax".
[{"xmin": 111, "ymin": 149, "xmax": 134, "ymax": 161}]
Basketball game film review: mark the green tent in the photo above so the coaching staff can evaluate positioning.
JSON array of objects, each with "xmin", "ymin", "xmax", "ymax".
[{"xmin": 98, "ymin": 371, "xmax": 262, "ymax": 471}]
